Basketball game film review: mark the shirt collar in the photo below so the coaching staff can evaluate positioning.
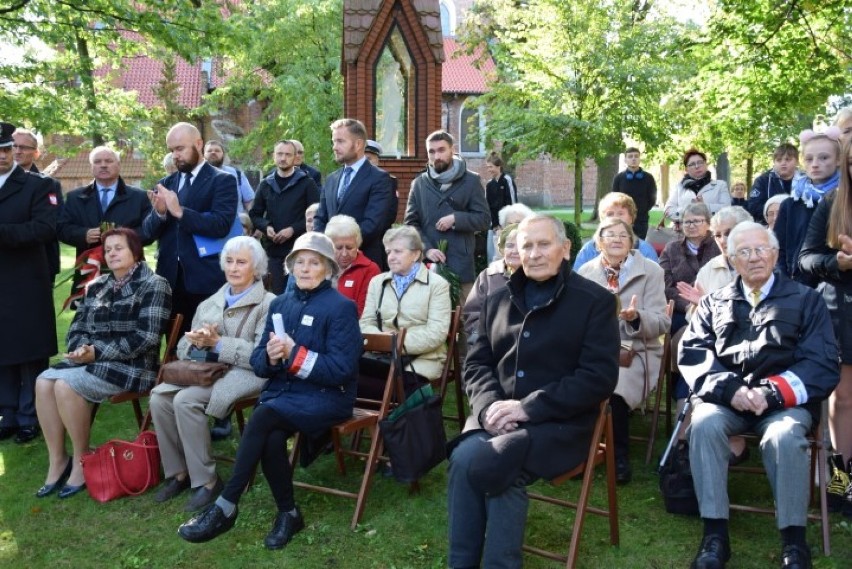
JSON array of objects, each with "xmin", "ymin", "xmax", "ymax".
[
  {"xmin": 344, "ymin": 155, "xmax": 367, "ymax": 176},
  {"xmin": 740, "ymin": 273, "xmax": 775, "ymax": 301}
]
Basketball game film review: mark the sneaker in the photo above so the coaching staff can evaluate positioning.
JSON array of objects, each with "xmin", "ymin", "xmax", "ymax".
[
  {"xmin": 843, "ymin": 458, "xmax": 852, "ymax": 518},
  {"xmin": 826, "ymin": 453, "xmax": 848, "ymax": 513}
]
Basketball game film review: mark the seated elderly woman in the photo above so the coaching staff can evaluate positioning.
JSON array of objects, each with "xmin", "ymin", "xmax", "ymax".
[
  {"xmin": 150, "ymin": 236, "xmax": 275, "ymax": 512},
  {"xmin": 324, "ymin": 214, "xmax": 380, "ymax": 316},
  {"xmin": 177, "ymin": 232, "xmax": 362, "ymax": 550},
  {"xmin": 578, "ymin": 218, "xmax": 669, "ymax": 484},
  {"xmin": 574, "ymin": 192, "xmax": 659, "ymax": 269},
  {"xmin": 34, "ymin": 228, "xmax": 171, "ymax": 499},
  {"xmin": 464, "ymin": 224, "xmax": 520, "ymax": 343},
  {"xmin": 360, "ymin": 226, "xmax": 452, "ymax": 397}
]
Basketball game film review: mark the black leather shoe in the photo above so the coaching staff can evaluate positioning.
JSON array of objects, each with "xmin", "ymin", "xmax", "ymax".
[
  {"xmin": 690, "ymin": 534, "xmax": 730, "ymax": 569},
  {"xmin": 14, "ymin": 425, "xmax": 40, "ymax": 444},
  {"xmin": 615, "ymin": 455, "xmax": 632, "ymax": 485},
  {"xmin": 184, "ymin": 477, "xmax": 223, "ymax": 512},
  {"xmin": 264, "ymin": 507, "xmax": 305, "ymax": 550},
  {"xmin": 154, "ymin": 476, "xmax": 191, "ymax": 503},
  {"xmin": 0, "ymin": 426, "xmax": 17, "ymax": 441},
  {"xmin": 781, "ymin": 544, "xmax": 811, "ymax": 569},
  {"xmin": 36, "ymin": 458, "xmax": 73, "ymax": 498},
  {"xmin": 210, "ymin": 416, "xmax": 233, "ymax": 441},
  {"xmin": 178, "ymin": 504, "xmax": 237, "ymax": 543},
  {"xmin": 57, "ymin": 482, "xmax": 87, "ymax": 499}
]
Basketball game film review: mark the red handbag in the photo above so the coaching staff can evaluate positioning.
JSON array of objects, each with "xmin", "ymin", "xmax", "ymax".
[{"xmin": 81, "ymin": 430, "xmax": 161, "ymax": 503}]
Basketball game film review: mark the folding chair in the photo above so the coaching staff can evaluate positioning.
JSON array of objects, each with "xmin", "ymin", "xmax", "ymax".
[
  {"xmin": 641, "ymin": 299, "xmax": 675, "ymax": 464},
  {"xmin": 431, "ymin": 306, "xmax": 465, "ymax": 426},
  {"xmin": 291, "ymin": 330, "xmax": 407, "ymax": 530},
  {"xmin": 90, "ymin": 313, "xmax": 183, "ymax": 432},
  {"xmin": 523, "ymin": 400, "xmax": 620, "ymax": 568}
]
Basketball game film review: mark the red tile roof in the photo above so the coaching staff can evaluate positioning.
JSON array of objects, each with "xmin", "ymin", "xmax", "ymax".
[{"xmin": 442, "ymin": 37, "xmax": 495, "ymax": 95}]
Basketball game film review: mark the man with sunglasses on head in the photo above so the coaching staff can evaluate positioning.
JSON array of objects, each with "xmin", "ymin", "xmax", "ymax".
[
  {"xmin": 611, "ymin": 147, "xmax": 657, "ymax": 239},
  {"xmin": 679, "ymin": 222, "xmax": 838, "ymax": 569}
]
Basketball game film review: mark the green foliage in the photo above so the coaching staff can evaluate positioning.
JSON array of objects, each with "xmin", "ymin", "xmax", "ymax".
[
  {"xmin": 203, "ymin": 0, "xmax": 343, "ymax": 173},
  {"xmin": 460, "ymin": 0, "xmax": 691, "ymax": 225},
  {"xmin": 0, "ymin": 0, "xmax": 226, "ymax": 149}
]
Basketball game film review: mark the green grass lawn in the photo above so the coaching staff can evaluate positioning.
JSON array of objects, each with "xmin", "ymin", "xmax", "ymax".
[{"xmin": 0, "ymin": 245, "xmax": 850, "ymax": 568}]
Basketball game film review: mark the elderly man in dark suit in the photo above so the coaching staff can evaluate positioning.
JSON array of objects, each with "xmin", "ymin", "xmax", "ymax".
[
  {"xmin": 447, "ymin": 215, "xmax": 620, "ymax": 569},
  {"xmin": 0, "ymin": 121, "xmax": 60, "ymax": 444},
  {"xmin": 313, "ymin": 118, "xmax": 396, "ymax": 268},
  {"xmin": 143, "ymin": 122, "xmax": 238, "ymax": 332},
  {"xmin": 58, "ymin": 146, "xmax": 152, "ymax": 259}
]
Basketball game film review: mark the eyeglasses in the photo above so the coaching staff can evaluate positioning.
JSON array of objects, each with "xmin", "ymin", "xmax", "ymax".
[
  {"xmin": 12, "ymin": 144, "xmax": 36, "ymax": 151},
  {"xmin": 686, "ymin": 160, "xmax": 706, "ymax": 168},
  {"xmin": 732, "ymin": 246, "xmax": 776, "ymax": 260},
  {"xmin": 601, "ymin": 232, "xmax": 631, "ymax": 241},
  {"xmin": 682, "ymin": 219, "xmax": 706, "ymax": 226}
]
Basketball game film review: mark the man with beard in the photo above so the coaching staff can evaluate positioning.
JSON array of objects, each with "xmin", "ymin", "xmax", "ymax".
[
  {"xmin": 313, "ymin": 119, "xmax": 396, "ymax": 267},
  {"xmin": 249, "ymin": 139, "xmax": 319, "ymax": 293},
  {"xmin": 58, "ymin": 146, "xmax": 152, "ymax": 260},
  {"xmin": 0, "ymin": 121, "xmax": 59, "ymax": 444},
  {"xmin": 203, "ymin": 140, "xmax": 254, "ymax": 213},
  {"xmin": 13, "ymin": 128, "xmax": 64, "ymax": 280},
  {"xmin": 143, "ymin": 122, "xmax": 238, "ymax": 333},
  {"xmin": 404, "ymin": 130, "xmax": 490, "ymax": 304}
]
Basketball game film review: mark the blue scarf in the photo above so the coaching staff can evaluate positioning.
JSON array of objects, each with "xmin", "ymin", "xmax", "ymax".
[
  {"xmin": 224, "ymin": 281, "xmax": 258, "ymax": 308},
  {"xmin": 392, "ymin": 263, "xmax": 421, "ymax": 298},
  {"xmin": 790, "ymin": 170, "xmax": 840, "ymax": 208}
]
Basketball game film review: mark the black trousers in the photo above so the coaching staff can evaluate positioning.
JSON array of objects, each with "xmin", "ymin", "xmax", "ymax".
[
  {"xmin": 172, "ymin": 263, "xmax": 209, "ymax": 335},
  {"xmin": 221, "ymin": 404, "xmax": 297, "ymax": 512},
  {"xmin": 0, "ymin": 358, "xmax": 47, "ymax": 427}
]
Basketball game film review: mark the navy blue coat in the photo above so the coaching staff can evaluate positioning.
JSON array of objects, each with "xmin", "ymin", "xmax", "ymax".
[
  {"xmin": 314, "ymin": 161, "xmax": 396, "ymax": 267},
  {"xmin": 58, "ymin": 177, "xmax": 153, "ymax": 258},
  {"xmin": 774, "ymin": 196, "xmax": 822, "ymax": 287},
  {"xmin": 679, "ymin": 271, "xmax": 839, "ymax": 421},
  {"xmin": 746, "ymin": 169, "xmax": 793, "ymax": 225},
  {"xmin": 250, "ymin": 281, "xmax": 362, "ymax": 436},
  {"xmin": 142, "ymin": 162, "xmax": 238, "ymax": 296}
]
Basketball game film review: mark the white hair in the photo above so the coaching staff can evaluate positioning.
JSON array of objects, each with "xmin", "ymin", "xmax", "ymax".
[
  {"xmin": 726, "ymin": 221, "xmax": 779, "ymax": 257},
  {"xmin": 710, "ymin": 206, "xmax": 752, "ymax": 230},
  {"xmin": 89, "ymin": 145, "xmax": 120, "ymax": 164},
  {"xmin": 498, "ymin": 203, "xmax": 535, "ymax": 227},
  {"xmin": 763, "ymin": 194, "xmax": 790, "ymax": 220},
  {"xmin": 219, "ymin": 236, "xmax": 268, "ymax": 279}
]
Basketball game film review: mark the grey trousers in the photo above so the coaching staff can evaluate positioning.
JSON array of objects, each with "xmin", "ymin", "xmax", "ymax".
[
  {"xmin": 689, "ymin": 401, "xmax": 813, "ymax": 528},
  {"xmin": 447, "ymin": 431, "xmax": 533, "ymax": 569},
  {"xmin": 149, "ymin": 386, "xmax": 218, "ymax": 488}
]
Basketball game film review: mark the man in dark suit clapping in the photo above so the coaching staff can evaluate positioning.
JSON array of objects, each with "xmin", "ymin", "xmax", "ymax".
[
  {"xmin": 313, "ymin": 118, "xmax": 396, "ymax": 268},
  {"xmin": 143, "ymin": 122, "xmax": 238, "ymax": 332}
]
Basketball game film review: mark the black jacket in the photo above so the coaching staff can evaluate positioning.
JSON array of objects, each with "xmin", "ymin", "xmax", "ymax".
[
  {"xmin": 249, "ymin": 169, "xmax": 320, "ymax": 258},
  {"xmin": 747, "ymin": 169, "xmax": 793, "ymax": 224},
  {"xmin": 58, "ymin": 177, "xmax": 152, "ymax": 257},
  {"xmin": 485, "ymin": 174, "xmax": 514, "ymax": 228},
  {"xmin": 464, "ymin": 261, "xmax": 620, "ymax": 479}
]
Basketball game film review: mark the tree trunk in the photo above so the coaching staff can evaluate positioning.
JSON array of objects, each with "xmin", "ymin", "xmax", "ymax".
[
  {"xmin": 574, "ymin": 151, "xmax": 583, "ymax": 226},
  {"xmin": 75, "ymin": 32, "xmax": 103, "ymax": 146},
  {"xmin": 746, "ymin": 156, "xmax": 754, "ymax": 189},
  {"xmin": 716, "ymin": 151, "xmax": 730, "ymax": 186},
  {"xmin": 593, "ymin": 153, "xmax": 619, "ymax": 221}
]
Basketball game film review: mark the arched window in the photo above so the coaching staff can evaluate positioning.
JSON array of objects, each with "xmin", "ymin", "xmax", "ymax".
[
  {"xmin": 440, "ymin": 0, "xmax": 456, "ymax": 37},
  {"xmin": 375, "ymin": 26, "xmax": 414, "ymax": 157},
  {"xmin": 459, "ymin": 100, "xmax": 485, "ymax": 156}
]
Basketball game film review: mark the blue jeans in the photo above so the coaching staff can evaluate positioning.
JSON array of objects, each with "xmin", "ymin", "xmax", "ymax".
[
  {"xmin": 447, "ymin": 432, "xmax": 535, "ymax": 569},
  {"xmin": 689, "ymin": 401, "xmax": 813, "ymax": 528}
]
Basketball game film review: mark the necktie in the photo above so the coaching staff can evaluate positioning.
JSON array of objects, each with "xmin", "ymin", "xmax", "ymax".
[
  {"xmin": 338, "ymin": 166, "xmax": 353, "ymax": 199},
  {"xmin": 180, "ymin": 171, "xmax": 193, "ymax": 193},
  {"xmin": 100, "ymin": 187, "xmax": 112, "ymax": 212},
  {"xmin": 750, "ymin": 290, "xmax": 761, "ymax": 307}
]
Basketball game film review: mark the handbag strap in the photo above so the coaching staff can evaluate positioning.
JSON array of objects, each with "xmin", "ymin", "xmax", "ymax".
[
  {"xmin": 232, "ymin": 305, "xmax": 254, "ymax": 338},
  {"xmin": 106, "ymin": 438, "xmax": 157, "ymax": 496}
]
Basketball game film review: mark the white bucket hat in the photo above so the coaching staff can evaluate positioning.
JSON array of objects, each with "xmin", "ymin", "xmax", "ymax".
[{"xmin": 285, "ymin": 232, "xmax": 340, "ymax": 278}]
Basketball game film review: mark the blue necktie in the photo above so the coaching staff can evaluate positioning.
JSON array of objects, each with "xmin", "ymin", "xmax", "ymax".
[
  {"xmin": 338, "ymin": 166, "xmax": 353, "ymax": 199},
  {"xmin": 180, "ymin": 171, "xmax": 192, "ymax": 193},
  {"xmin": 100, "ymin": 187, "xmax": 112, "ymax": 212}
]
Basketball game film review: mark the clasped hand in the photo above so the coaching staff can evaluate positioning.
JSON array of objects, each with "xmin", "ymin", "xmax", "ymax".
[
  {"xmin": 184, "ymin": 323, "xmax": 221, "ymax": 349},
  {"xmin": 65, "ymin": 344, "xmax": 95, "ymax": 364},
  {"xmin": 730, "ymin": 386, "xmax": 768, "ymax": 416},
  {"xmin": 483, "ymin": 400, "xmax": 529, "ymax": 436},
  {"xmin": 266, "ymin": 331, "xmax": 295, "ymax": 365},
  {"xmin": 150, "ymin": 184, "xmax": 183, "ymax": 218},
  {"xmin": 836, "ymin": 234, "xmax": 852, "ymax": 271}
]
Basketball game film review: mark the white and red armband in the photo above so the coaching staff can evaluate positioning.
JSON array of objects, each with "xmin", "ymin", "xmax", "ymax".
[{"xmin": 766, "ymin": 371, "xmax": 808, "ymax": 408}]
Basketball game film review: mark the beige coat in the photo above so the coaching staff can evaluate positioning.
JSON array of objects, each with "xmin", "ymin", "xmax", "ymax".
[
  {"xmin": 152, "ymin": 281, "xmax": 275, "ymax": 418},
  {"xmin": 687, "ymin": 254, "xmax": 735, "ymax": 320},
  {"xmin": 360, "ymin": 263, "xmax": 451, "ymax": 381},
  {"xmin": 578, "ymin": 251, "xmax": 670, "ymax": 409}
]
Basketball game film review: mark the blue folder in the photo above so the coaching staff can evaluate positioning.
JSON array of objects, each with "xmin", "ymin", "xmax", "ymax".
[{"xmin": 193, "ymin": 215, "xmax": 243, "ymax": 257}]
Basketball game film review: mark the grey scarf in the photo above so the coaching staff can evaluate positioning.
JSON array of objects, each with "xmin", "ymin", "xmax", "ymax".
[{"xmin": 427, "ymin": 157, "xmax": 464, "ymax": 189}]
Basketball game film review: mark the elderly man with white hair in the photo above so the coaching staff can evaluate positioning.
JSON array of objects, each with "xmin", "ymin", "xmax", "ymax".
[
  {"xmin": 679, "ymin": 221, "xmax": 839, "ymax": 569},
  {"xmin": 58, "ymin": 145, "xmax": 152, "ymax": 259}
]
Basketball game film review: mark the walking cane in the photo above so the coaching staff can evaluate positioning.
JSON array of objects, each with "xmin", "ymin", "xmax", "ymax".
[{"xmin": 657, "ymin": 395, "xmax": 692, "ymax": 473}]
